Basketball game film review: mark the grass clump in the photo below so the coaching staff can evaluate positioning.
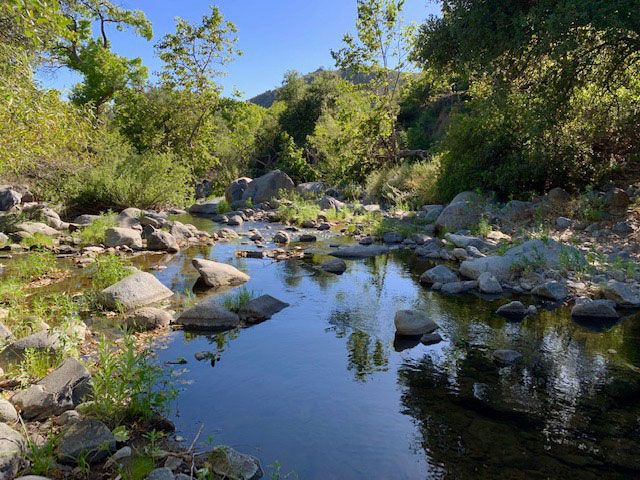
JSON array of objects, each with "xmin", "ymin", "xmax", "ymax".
[
  {"xmin": 20, "ymin": 233, "xmax": 55, "ymax": 249},
  {"xmin": 277, "ymin": 192, "xmax": 323, "ymax": 224},
  {"xmin": 90, "ymin": 254, "xmax": 131, "ymax": 291},
  {"xmin": 89, "ymin": 332, "xmax": 176, "ymax": 427},
  {"xmin": 222, "ymin": 287, "xmax": 255, "ymax": 313},
  {"xmin": 217, "ymin": 199, "xmax": 231, "ymax": 214},
  {"xmin": 5, "ymin": 251, "xmax": 59, "ymax": 282},
  {"xmin": 78, "ymin": 212, "xmax": 117, "ymax": 246},
  {"xmin": 366, "ymin": 159, "xmax": 441, "ymax": 208}
]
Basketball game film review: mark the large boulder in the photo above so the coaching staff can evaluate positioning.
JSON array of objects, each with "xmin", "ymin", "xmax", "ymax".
[
  {"xmin": 238, "ymin": 295, "xmax": 289, "ymax": 324},
  {"xmin": 147, "ymin": 231, "xmax": 179, "ymax": 253},
  {"xmin": 188, "ymin": 198, "xmax": 224, "ymax": 215},
  {"xmin": 175, "ymin": 297, "xmax": 240, "ymax": 331},
  {"xmin": 225, "ymin": 177, "xmax": 253, "ymax": 203},
  {"xmin": 604, "ymin": 280, "xmax": 640, "ymax": 307},
  {"xmin": 10, "ymin": 358, "xmax": 91, "ymax": 420},
  {"xmin": 104, "ymin": 227, "xmax": 142, "ymax": 248},
  {"xmin": 435, "ymin": 191, "xmax": 487, "ymax": 232},
  {"xmin": 460, "ymin": 239, "xmax": 583, "ymax": 282},
  {"xmin": 12, "ymin": 222, "xmax": 59, "ymax": 236},
  {"xmin": 421, "ymin": 205, "xmax": 444, "ymax": 223},
  {"xmin": 318, "ymin": 196, "xmax": 345, "ymax": 211},
  {"xmin": 241, "ymin": 170, "xmax": 293, "ymax": 203},
  {"xmin": 296, "ymin": 182, "xmax": 325, "ymax": 197},
  {"xmin": 124, "ymin": 307, "xmax": 173, "ymax": 331},
  {"xmin": 420, "ymin": 265, "xmax": 457, "ymax": 285},
  {"xmin": 0, "ymin": 422, "xmax": 25, "ymax": 478},
  {"xmin": 192, "ymin": 259, "xmax": 249, "ymax": 289},
  {"xmin": 330, "ymin": 245, "xmax": 389, "ymax": 259},
  {"xmin": 604, "ymin": 188, "xmax": 629, "ymax": 211},
  {"xmin": 0, "ymin": 188, "xmax": 22, "ymax": 212},
  {"xmin": 98, "ymin": 272, "xmax": 173, "ymax": 311},
  {"xmin": 394, "ymin": 310, "xmax": 437, "ymax": 336},
  {"xmin": 56, "ymin": 418, "xmax": 115, "ymax": 465}
]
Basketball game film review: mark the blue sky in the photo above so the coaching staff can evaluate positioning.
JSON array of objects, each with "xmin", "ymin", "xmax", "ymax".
[{"xmin": 38, "ymin": 0, "xmax": 440, "ymax": 100}]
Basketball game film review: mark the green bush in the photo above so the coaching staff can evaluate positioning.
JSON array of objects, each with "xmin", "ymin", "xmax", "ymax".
[
  {"xmin": 365, "ymin": 159, "xmax": 442, "ymax": 208},
  {"xmin": 64, "ymin": 151, "xmax": 193, "ymax": 212},
  {"xmin": 78, "ymin": 213, "xmax": 117, "ymax": 246},
  {"xmin": 90, "ymin": 254, "xmax": 131, "ymax": 291}
]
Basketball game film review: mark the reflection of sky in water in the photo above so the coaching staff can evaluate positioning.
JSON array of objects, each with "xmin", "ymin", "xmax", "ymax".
[{"xmin": 136, "ymin": 216, "xmax": 640, "ymax": 479}]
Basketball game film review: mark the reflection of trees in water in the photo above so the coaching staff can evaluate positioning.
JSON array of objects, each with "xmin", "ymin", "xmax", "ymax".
[
  {"xmin": 182, "ymin": 328, "xmax": 241, "ymax": 367},
  {"xmin": 329, "ymin": 325, "xmax": 389, "ymax": 381}
]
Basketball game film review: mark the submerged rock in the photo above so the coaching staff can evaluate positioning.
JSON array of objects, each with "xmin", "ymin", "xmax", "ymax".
[
  {"xmin": 273, "ymin": 231, "xmax": 290, "ymax": 244},
  {"xmin": 571, "ymin": 298, "xmax": 619, "ymax": 319},
  {"xmin": 175, "ymin": 298, "xmax": 240, "ymax": 331},
  {"xmin": 98, "ymin": 272, "xmax": 173, "ymax": 311},
  {"xmin": 383, "ymin": 232, "xmax": 405, "ymax": 244},
  {"xmin": 420, "ymin": 333, "xmax": 443, "ymax": 345},
  {"xmin": 492, "ymin": 349, "xmax": 523, "ymax": 366},
  {"xmin": 192, "ymin": 258, "xmax": 249, "ymax": 289},
  {"xmin": 394, "ymin": 310, "xmax": 437, "ymax": 336},
  {"xmin": 330, "ymin": 245, "xmax": 390, "ymax": 259},
  {"xmin": 496, "ymin": 301, "xmax": 528, "ymax": 319},
  {"xmin": 321, "ymin": 259, "xmax": 347, "ymax": 274},
  {"xmin": 238, "ymin": 295, "xmax": 289, "ymax": 324}
]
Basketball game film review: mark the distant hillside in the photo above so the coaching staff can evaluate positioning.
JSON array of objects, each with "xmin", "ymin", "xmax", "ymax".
[{"xmin": 249, "ymin": 69, "xmax": 376, "ymax": 108}]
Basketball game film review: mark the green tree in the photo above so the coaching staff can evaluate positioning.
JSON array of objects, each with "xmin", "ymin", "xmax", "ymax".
[
  {"xmin": 51, "ymin": 0, "xmax": 152, "ymax": 112},
  {"xmin": 155, "ymin": 6, "xmax": 241, "ymax": 174}
]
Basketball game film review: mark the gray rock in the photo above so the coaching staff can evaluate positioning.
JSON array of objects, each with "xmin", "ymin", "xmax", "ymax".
[
  {"xmin": 190, "ymin": 198, "xmax": 226, "ymax": 215},
  {"xmin": 452, "ymin": 248, "xmax": 468, "ymax": 261},
  {"xmin": 571, "ymin": 298, "xmax": 619, "ymax": 319},
  {"xmin": 420, "ymin": 333, "xmax": 443, "ymax": 345},
  {"xmin": 242, "ymin": 170, "xmax": 294, "ymax": 203},
  {"xmin": 420, "ymin": 265, "xmax": 457, "ymax": 285},
  {"xmin": 11, "ymin": 358, "xmax": 91, "ymax": 420},
  {"xmin": 492, "ymin": 349, "xmax": 523, "ymax": 366},
  {"xmin": 605, "ymin": 188, "xmax": 629, "ymax": 210},
  {"xmin": 0, "ymin": 400, "xmax": 17, "ymax": 423},
  {"xmin": 435, "ymin": 191, "xmax": 487, "ymax": 232},
  {"xmin": 0, "ymin": 322, "xmax": 13, "ymax": 344},
  {"xmin": 497, "ymin": 200, "xmax": 536, "ymax": 224},
  {"xmin": 321, "ymin": 259, "xmax": 347, "ymax": 274},
  {"xmin": 273, "ymin": 231, "xmax": 290, "ymax": 244},
  {"xmin": 527, "ymin": 305, "xmax": 538, "ymax": 316},
  {"xmin": 296, "ymin": 182, "xmax": 325, "ymax": 197},
  {"xmin": 57, "ymin": 410, "xmax": 81, "ymax": 425},
  {"xmin": 12, "ymin": 222, "xmax": 59, "ymax": 236},
  {"xmin": 14, "ymin": 476, "xmax": 53, "ymax": 480},
  {"xmin": 146, "ymin": 467, "xmax": 175, "ymax": 480},
  {"xmin": 0, "ymin": 188, "xmax": 22, "ymax": 211},
  {"xmin": 548, "ymin": 187, "xmax": 571, "ymax": 204},
  {"xmin": 604, "ymin": 280, "xmax": 640, "ymax": 307},
  {"xmin": 125, "ymin": 307, "xmax": 173, "ymax": 331},
  {"xmin": 496, "ymin": 301, "xmax": 528, "ymax": 319},
  {"xmin": 56, "ymin": 418, "xmax": 115, "ymax": 465},
  {"xmin": 300, "ymin": 219, "xmax": 316, "ymax": 228},
  {"xmin": 421, "ymin": 205, "xmax": 444, "ymax": 223},
  {"xmin": 0, "ymin": 422, "xmax": 25, "ymax": 478},
  {"xmin": 104, "ymin": 227, "xmax": 142, "ymax": 248},
  {"xmin": 394, "ymin": 310, "xmax": 437, "ymax": 336},
  {"xmin": 477, "ymin": 272, "xmax": 503, "ymax": 294},
  {"xmin": 446, "ymin": 233, "xmax": 485, "ymax": 249},
  {"xmin": 73, "ymin": 214, "xmax": 101, "ymax": 226},
  {"xmin": 210, "ymin": 446, "xmax": 263, "ymax": 480},
  {"xmin": 613, "ymin": 221, "xmax": 634, "ymax": 234},
  {"xmin": 98, "ymin": 272, "xmax": 173, "ymax": 311},
  {"xmin": 330, "ymin": 245, "xmax": 389, "ymax": 259},
  {"xmin": 317, "ymin": 222, "xmax": 331, "ymax": 231},
  {"xmin": 383, "ymin": 232, "xmax": 405, "ymax": 244},
  {"xmin": 176, "ymin": 297, "xmax": 240, "ymax": 331},
  {"xmin": 192, "ymin": 259, "xmax": 249, "ymax": 289},
  {"xmin": 120, "ymin": 207, "xmax": 143, "ymax": 218},
  {"xmin": 440, "ymin": 281, "xmax": 477, "ymax": 294},
  {"xmin": 410, "ymin": 233, "xmax": 433, "ymax": 245},
  {"xmin": 225, "ymin": 177, "xmax": 253, "ymax": 203},
  {"xmin": 217, "ymin": 228, "xmax": 240, "ymax": 239},
  {"xmin": 227, "ymin": 215, "xmax": 244, "ymax": 226},
  {"xmin": 556, "ymin": 217, "xmax": 573, "ymax": 228},
  {"xmin": 318, "ymin": 196, "xmax": 345, "ymax": 211},
  {"xmin": 298, "ymin": 234, "xmax": 317, "ymax": 242},
  {"xmin": 147, "ymin": 231, "xmax": 179, "ymax": 253},
  {"xmin": 532, "ymin": 281, "xmax": 566, "ymax": 301},
  {"xmin": 238, "ymin": 295, "xmax": 289, "ymax": 324},
  {"xmin": 170, "ymin": 222, "xmax": 194, "ymax": 242}
]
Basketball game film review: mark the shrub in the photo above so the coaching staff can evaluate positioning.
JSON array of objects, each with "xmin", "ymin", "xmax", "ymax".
[
  {"xmin": 77, "ymin": 213, "xmax": 117, "ymax": 246},
  {"xmin": 217, "ymin": 199, "xmax": 231, "ymax": 214},
  {"xmin": 90, "ymin": 254, "xmax": 131, "ymax": 291},
  {"xmin": 64, "ymin": 151, "xmax": 193, "ymax": 212},
  {"xmin": 365, "ymin": 158, "xmax": 441, "ymax": 208},
  {"xmin": 20, "ymin": 233, "xmax": 55, "ymax": 249},
  {"xmin": 6, "ymin": 251, "xmax": 58, "ymax": 282}
]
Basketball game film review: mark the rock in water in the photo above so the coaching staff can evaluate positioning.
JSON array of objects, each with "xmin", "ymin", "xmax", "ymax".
[
  {"xmin": 238, "ymin": 295, "xmax": 289, "ymax": 324},
  {"xmin": 147, "ymin": 231, "xmax": 179, "ymax": 253},
  {"xmin": 175, "ymin": 298, "xmax": 240, "ymax": 331},
  {"xmin": 532, "ymin": 281, "xmax": 566, "ymax": 301},
  {"xmin": 496, "ymin": 301, "xmax": 528, "ymax": 319},
  {"xmin": 571, "ymin": 298, "xmax": 619, "ymax": 319},
  {"xmin": 241, "ymin": 170, "xmax": 294, "ymax": 203},
  {"xmin": 11, "ymin": 358, "xmax": 91, "ymax": 420},
  {"xmin": 57, "ymin": 418, "xmax": 115, "ymax": 465},
  {"xmin": 420, "ymin": 333, "xmax": 443, "ymax": 345},
  {"xmin": 419, "ymin": 265, "xmax": 457, "ymax": 285},
  {"xmin": 192, "ymin": 258, "xmax": 249, "ymax": 288},
  {"xmin": 477, "ymin": 272, "xmax": 503, "ymax": 294},
  {"xmin": 493, "ymin": 349, "xmax": 523, "ymax": 366},
  {"xmin": 0, "ymin": 422, "xmax": 25, "ymax": 478},
  {"xmin": 124, "ymin": 307, "xmax": 173, "ymax": 331},
  {"xmin": 98, "ymin": 272, "xmax": 173, "ymax": 311},
  {"xmin": 604, "ymin": 280, "xmax": 640, "ymax": 307},
  {"xmin": 210, "ymin": 446, "xmax": 263, "ymax": 480},
  {"xmin": 321, "ymin": 259, "xmax": 347, "ymax": 274},
  {"xmin": 394, "ymin": 310, "xmax": 437, "ymax": 336},
  {"xmin": 330, "ymin": 245, "xmax": 389, "ymax": 259},
  {"xmin": 383, "ymin": 232, "xmax": 405, "ymax": 244},
  {"xmin": 273, "ymin": 231, "xmax": 290, "ymax": 244}
]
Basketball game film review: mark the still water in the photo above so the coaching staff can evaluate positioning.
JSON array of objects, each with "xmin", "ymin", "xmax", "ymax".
[{"xmin": 130, "ymin": 216, "xmax": 640, "ymax": 479}]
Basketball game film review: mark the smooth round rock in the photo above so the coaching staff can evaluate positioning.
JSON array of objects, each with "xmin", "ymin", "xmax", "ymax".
[{"xmin": 394, "ymin": 310, "xmax": 437, "ymax": 336}]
